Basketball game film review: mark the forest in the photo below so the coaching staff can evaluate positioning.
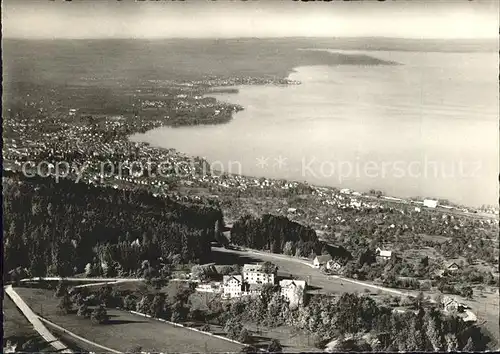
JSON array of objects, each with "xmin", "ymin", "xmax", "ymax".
[
  {"xmin": 3, "ymin": 170, "xmax": 223, "ymax": 279},
  {"xmin": 230, "ymin": 214, "xmax": 323, "ymax": 256}
]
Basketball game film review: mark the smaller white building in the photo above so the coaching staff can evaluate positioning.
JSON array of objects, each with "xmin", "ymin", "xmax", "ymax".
[
  {"xmin": 445, "ymin": 261, "xmax": 460, "ymax": 273},
  {"xmin": 222, "ymin": 275, "xmax": 243, "ymax": 299},
  {"xmin": 442, "ymin": 296, "xmax": 461, "ymax": 313},
  {"xmin": 279, "ymin": 279, "xmax": 306, "ymax": 308},
  {"xmin": 423, "ymin": 199, "xmax": 438, "ymax": 208},
  {"xmin": 326, "ymin": 260, "xmax": 343, "ymax": 271},
  {"xmin": 376, "ymin": 247, "xmax": 392, "ymax": 260},
  {"xmin": 196, "ymin": 282, "xmax": 222, "ymax": 294}
]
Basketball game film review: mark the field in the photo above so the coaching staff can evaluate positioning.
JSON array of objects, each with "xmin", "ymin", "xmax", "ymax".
[{"xmin": 15, "ymin": 287, "xmax": 243, "ymax": 353}]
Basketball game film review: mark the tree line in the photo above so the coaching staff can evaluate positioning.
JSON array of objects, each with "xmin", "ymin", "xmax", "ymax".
[{"xmin": 230, "ymin": 214, "xmax": 322, "ymax": 256}]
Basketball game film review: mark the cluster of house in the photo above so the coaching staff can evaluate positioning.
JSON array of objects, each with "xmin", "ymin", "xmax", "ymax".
[
  {"xmin": 311, "ymin": 247, "xmax": 394, "ymax": 273},
  {"xmin": 195, "ymin": 263, "xmax": 307, "ymax": 308}
]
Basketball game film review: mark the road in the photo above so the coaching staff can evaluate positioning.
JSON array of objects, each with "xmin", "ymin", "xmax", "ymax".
[
  {"xmin": 213, "ymin": 246, "xmax": 417, "ymax": 297},
  {"xmin": 362, "ymin": 194, "xmax": 499, "ymax": 221},
  {"xmin": 20, "ymin": 277, "xmax": 145, "ymax": 283},
  {"xmin": 4, "ymin": 285, "xmax": 73, "ymax": 353}
]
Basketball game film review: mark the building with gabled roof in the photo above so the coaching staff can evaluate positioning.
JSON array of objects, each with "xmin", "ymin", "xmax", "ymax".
[
  {"xmin": 279, "ymin": 279, "xmax": 307, "ymax": 308},
  {"xmin": 222, "ymin": 275, "xmax": 243, "ymax": 299},
  {"xmin": 376, "ymin": 247, "xmax": 392, "ymax": 260},
  {"xmin": 445, "ymin": 261, "xmax": 460, "ymax": 272},
  {"xmin": 313, "ymin": 255, "xmax": 332, "ymax": 268}
]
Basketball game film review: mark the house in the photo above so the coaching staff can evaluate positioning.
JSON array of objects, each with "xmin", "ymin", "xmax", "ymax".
[
  {"xmin": 445, "ymin": 261, "xmax": 460, "ymax": 273},
  {"xmin": 423, "ymin": 199, "xmax": 438, "ymax": 208},
  {"xmin": 279, "ymin": 279, "xmax": 306, "ymax": 308},
  {"xmin": 462, "ymin": 309, "xmax": 477, "ymax": 323},
  {"xmin": 376, "ymin": 248, "xmax": 392, "ymax": 261},
  {"xmin": 222, "ymin": 275, "xmax": 243, "ymax": 299},
  {"xmin": 326, "ymin": 259, "xmax": 343, "ymax": 271},
  {"xmin": 442, "ymin": 296, "xmax": 461, "ymax": 313},
  {"xmin": 313, "ymin": 255, "xmax": 332, "ymax": 268},
  {"xmin": 242, "ymin": 264, "xmax": 275, "ymax": 285}
]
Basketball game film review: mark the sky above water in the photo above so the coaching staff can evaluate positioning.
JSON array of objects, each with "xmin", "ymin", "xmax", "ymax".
[{"xmin": 2, "ymin": 0, "xmax": 498, "ymax": 39}]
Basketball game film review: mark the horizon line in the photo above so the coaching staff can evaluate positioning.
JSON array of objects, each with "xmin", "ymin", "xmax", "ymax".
[{"xmin": 3, "ymin": 35, "xmax": 498, "ymax": 41}]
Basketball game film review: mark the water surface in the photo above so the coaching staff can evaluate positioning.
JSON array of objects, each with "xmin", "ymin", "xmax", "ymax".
[{"xmin": 132, "ymin": 50, "xmax": 499, "ymax": 207}]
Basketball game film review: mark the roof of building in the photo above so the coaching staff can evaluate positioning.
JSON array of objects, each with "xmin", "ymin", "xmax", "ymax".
[
  {"xmin": 328, "ymin": 259, "xmax": 344, "ymax": 266},
  {"xmin": 279, "ymin": 279, "xmax": 306, "ymax": 288},
  {"xmin": 247, "ymin": 284, "xmax": 264, "ymax": 292},
  {"xmin": 376, "ymin": 248, "xmax": 392, "ymax": 258},
  {"xmin": 423, "ymin": 199, "xmax": 438, "ymax": 208},
  {"xmin": 446, "ymin": 261, "xmax": 460, "ymax": 269},
  {"xmin": 223, "ymin": 275, "xmax": 242, "ymax": 284},
  {"xmin": 242, "ymin": 264, "xmax": 262, "ymax": 272},
  {"xmin": 378, "ymin": 250, "xmax": 392, "ymax": 258},
  {"xmin": 442, "ymin": 296, "xmax": 459, "ymax": 306},
  {"xmin": 314, "ymin": 255, "xmax": 333, "ymax": 263}
]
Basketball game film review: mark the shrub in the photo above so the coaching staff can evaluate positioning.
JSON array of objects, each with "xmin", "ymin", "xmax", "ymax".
[
  {"xmin": 238, "ymin": 328, "xmax": 251, "ymax": 344},
  {"xmin": 54, "ymin": 280, "xmax": 68, "ymax": 298},
  {"xmin": 200, "ymin": 324, "xmax": 211, "ymax": 332},
  {"xmin": 267, "ymin": 339, "xmax": 282, "ymax": 353},
  {"xmin": 225, "ymin": 318, "xmax": 243, "ymax": 340},
  {"xmin": 313, "ymin": 334, "xmax": 327, "ymax": 349},
  {"xmin": 123, "ymin": 294, "xmax": 137, "ymax": 310},
  {"xmin": 127, "ymin": 345, "xmax": 143, "ymax": 353},
  {"xmin": 57, "ymin": 293, "xmax": 72, "ymax": 315},
  {"xmin": 91, "ymin": 305, "xmax": 109, "ymax": 325},
  {"xmin": 20, "ymin": 339, "xmax": 38, "ymax": 352},
  {"xmin": 77, "ymin": 302, "xmax": 91, "ymax": 318}
]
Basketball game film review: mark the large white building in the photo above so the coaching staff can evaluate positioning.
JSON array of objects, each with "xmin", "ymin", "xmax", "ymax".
[
  {"xmin": 279, "ymin": 279, "xmax": 306, "ymax": 308},
  {"xmin": 242, "ymin": 264, "xmax": 275, "ymax": 285},
  {"xmin": 423, "ymin": 199, "xmax": 438, "ymax": 208},
  {"xmin": 222, "ymin": 275, "xmax": 243, "ymax": 299}
]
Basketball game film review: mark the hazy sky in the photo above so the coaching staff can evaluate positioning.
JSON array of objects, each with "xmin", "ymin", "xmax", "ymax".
[{"xmin": 2, "ymin": 0, "xmax": 498, "ymax": 39}]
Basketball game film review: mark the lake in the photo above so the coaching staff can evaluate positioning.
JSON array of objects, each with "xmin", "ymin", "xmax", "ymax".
[{"xmin": 131, "ymin": 49, "xmax": 499, "ymax": 207}]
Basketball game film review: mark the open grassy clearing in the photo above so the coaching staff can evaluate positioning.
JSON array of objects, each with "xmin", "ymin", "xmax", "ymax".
[
  {"xmin": 90, "ymin": 279, "xmax": 319, "ymax": 352},
  {"xmin": 15, "ymin": 287, "xmax": 243, "ymax": 353}
]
